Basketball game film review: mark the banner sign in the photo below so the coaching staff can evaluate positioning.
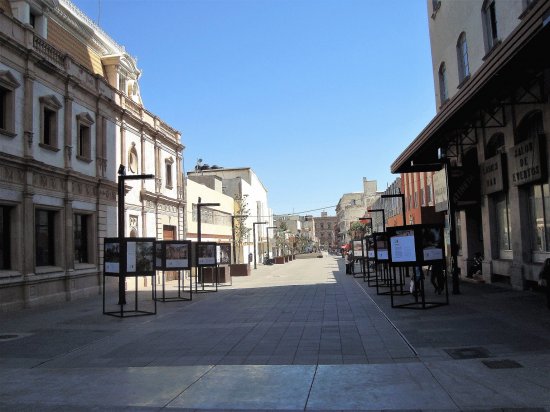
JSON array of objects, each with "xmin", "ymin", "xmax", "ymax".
[
  {"xmin": 480, "ymin": 153, "xmax": 506, "ymax": 195},
  {"xmin": 509, "ymin": 135, "xmax": 545, "ymax": 186}
]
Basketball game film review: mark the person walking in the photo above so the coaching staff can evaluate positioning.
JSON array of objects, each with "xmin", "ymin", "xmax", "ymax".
[{"xmin": 345, "ymin": 251, "xmax": 352, "ymax": 275}]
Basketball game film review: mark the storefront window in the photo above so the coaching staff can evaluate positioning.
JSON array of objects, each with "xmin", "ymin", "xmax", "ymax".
[
  {"xmin": 494, "ymin": 193, "xmax": 511, "ymax": 251},
  {"xmin": 529, "ymin": 183, "xmax": 550, "ymax": 252}
]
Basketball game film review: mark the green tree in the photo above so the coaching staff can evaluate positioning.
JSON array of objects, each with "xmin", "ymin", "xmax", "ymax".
[
  {"xmin": 234, "ymin": 194, "xmax": 251, "ymax": 263},
  {"xmin": 348, "ymin": 221, "xmax": 367, "ymax": 240}
]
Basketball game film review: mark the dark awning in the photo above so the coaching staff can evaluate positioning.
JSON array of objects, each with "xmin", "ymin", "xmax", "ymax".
[{"xmin": 391, "ymin": 1, "xmax": 550, "ymax": 174}]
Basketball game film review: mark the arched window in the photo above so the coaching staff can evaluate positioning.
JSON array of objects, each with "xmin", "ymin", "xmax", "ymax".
[
  {"xmin": 482, "ymin": 0, "xmax": 498, "ymax": 52},
  {"xmin": 515, "ymin": 111, "xmax": 550, "ymax": 255},
  {"xmin": 438, "ymin": 62, "xmax": 448, "ymax": 106},
  {"xmin": 515, "ymin": 110, "xmax": 543, "ymax": 144},
  {"xmin": 456, "ymin": 32, "xmax": 470, "ymax": 83},
  {"xmin": 485, "ymin": 132, "xmax": 505, "ymax": 159}
]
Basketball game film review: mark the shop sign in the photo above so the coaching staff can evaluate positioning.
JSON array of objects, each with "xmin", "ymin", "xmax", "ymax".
[
  {"xmin": 509, "ymin": 135, "xmax": 545, "ymax": 186},
  {"xmin": 450, "ymin": 166, "xmax": 480, "ymax": 209},
  {"xmin": 480, "ymin": 153, "xmax": 506, "ymax": 195},
  {"xmin": 433, "ymin": 169, "xmax": 448, "ymax": 212}
]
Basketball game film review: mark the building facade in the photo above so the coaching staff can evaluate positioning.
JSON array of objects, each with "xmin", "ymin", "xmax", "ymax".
[
  {"xmin": 187, "ymin": 167, "xmax": 272, "ymax": 264},
  {"xmin": 392, "ymin": 0, "xmax": 550, "ymax": 288},
  {"xmin": 0, "ymin": 0, "xmax": 184, "ymax": 310},
  {"xmin": 186, "ymin": 176, "xmax": 234, "ymax": 244},
  {"xmin": 314, "ymin": 212, "xmax": 338, "ymax": 251}
]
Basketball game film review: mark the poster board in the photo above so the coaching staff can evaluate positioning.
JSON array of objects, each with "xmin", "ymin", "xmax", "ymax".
[
  {"xmin": 352, "ymin": 240, "xmax": 363, "ymax": 258},
  {"xmin": 387, "ymin": 224, "xmax": 445, "ymax": 266},
  {"xmin": 104, "ymin": 238, "xmax": 121, "ymax": 274},
  {"xmin": 155, "ymin": 240, "xmax": 191, "ymax": 270},
  {"xmin": 365, "ymin": 236, "xmax": 375, "ymax": 259},
  {"xmin": 216, "ymin": 243, "xmax": 232, "ymax": 265},
  {"xmin": 372, "ymin": 232, "xmax": 389, "ymax": 262},
  {"xmin": 196, "ymin": 242, "xmax": 217, "ymax": 267},
  {"xmin": 126, "ymin": 238, "xmax": 156, "ymax": 275},
  {"xmin": 419, "ymin": 225, "xmax": 445, "ymax": 262},
  {"xmin": 388, "ymin": 227, "xmax": 417, "ymax": 266}
]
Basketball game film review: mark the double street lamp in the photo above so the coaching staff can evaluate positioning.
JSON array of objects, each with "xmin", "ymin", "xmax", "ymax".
[
  {"xmin": 117, "ymin": 165, "xmax": 154, "ymax": 305},
  {"xmin": 196, "ymin": 197, "xmax": 220, "ymax": 242},
  {"xmin": 409, "ymin": 152, "xmax": 460, "ymax": 294},
  {"xmin": 252, "ymin": 221, "xmax": 267, "ymax": 269}
]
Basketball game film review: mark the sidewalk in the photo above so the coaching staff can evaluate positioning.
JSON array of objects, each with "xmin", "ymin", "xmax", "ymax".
[{"xmin": 0, "ymin": 256, "xmax": 549, "ymax": 411}]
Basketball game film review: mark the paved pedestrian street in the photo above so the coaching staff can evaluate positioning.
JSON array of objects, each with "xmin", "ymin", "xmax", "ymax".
[{"xmin": 1, "ymin": 255, "xmax": 550, "ymax": 411}]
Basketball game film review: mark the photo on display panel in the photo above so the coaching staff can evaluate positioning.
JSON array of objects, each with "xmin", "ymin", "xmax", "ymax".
[{"xmin": 197, "ymin": 242, "xmax": 217, "ymax": 267}]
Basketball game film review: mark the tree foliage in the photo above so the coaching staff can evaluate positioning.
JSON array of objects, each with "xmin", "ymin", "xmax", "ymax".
[{"xmin": 234, "ymin": 194, "xmax": 251, "ymax": 263}]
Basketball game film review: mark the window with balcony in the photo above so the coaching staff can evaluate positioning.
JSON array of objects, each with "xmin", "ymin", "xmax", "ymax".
[
  {"xmin": 456, "ymin": 32, "xmax": 470, "ymax": 84},
  {"xmin": 39, "ymin": 95, "xmax": 62, "ymax": 150},
  {"xmin": 76, "ymin": 112, "xmax": 94, "ymax": 162},
  {"xmin": 0, "ymin": 71, "xmax": 20, "ymax": 137},
  {"xmin": 482, "ymin": 0, "xmax": 499, "ymax": 52},
  {"xmin": 165, "ymin": 157, "xmax": 174, "ymax": 189}
]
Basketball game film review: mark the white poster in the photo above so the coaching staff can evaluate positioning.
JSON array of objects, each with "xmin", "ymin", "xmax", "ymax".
[
  {"xmin": 127, "ymin": 241, "xmax": 137, "ymax": 272},
  {"xmin": 390, "ymin": 230, "xmax": 416, "ymax": 263},
  {"xmin": 423, "ymin": 248, "xmax": 443, "ymax": 261},
  {"xmin": 377, "ymin": 249, "xmax": 389, "ymax": 260},
  {"xmin": 105, "ymin": 262, "xmax": 119, "ymax": 273}
]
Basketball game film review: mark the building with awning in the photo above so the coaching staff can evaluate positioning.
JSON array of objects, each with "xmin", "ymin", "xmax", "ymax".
[{"xmin": 391, "ymin": 0, "xmax": 550, "ymax": 289}]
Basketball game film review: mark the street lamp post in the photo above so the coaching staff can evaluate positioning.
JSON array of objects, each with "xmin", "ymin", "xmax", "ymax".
[
  {"xmin": 117, "ymin": 165, "xmax": 154, "ymax": 305},
  {"xmin": 381, "ymin": 193, "xmax": 406, "ymax": 227},
  {"xmin": 266, "ymin": 226, "xmax": 277, "ymax": 261},
  {"xmin": 252, "ymin": 221, "xmax": 267, "ymax": 269},
  {"xmin": 368, "ymin": 208, "xmax": 386, "ymax": 232},
  {"xmin": 231, "ymin": 214, "xmax": 248, "ymax": 264}
]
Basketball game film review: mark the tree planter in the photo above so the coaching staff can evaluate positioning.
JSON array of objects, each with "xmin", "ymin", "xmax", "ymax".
[
  {"xmin": 274, "ymin": 257, "xmax": 285, "ymax": 264},
  {"xmin": 229, "ymin": 263, "xmax": 250, "ymax": 276},
  {"xmin": 201, "ymin": 266, "xmax": 230, "ymax": 283}
]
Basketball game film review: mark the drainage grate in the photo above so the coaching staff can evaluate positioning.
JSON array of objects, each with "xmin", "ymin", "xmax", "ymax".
[
  {"xmin": 444, "ymin": 347, "xmax": 491, "ymax": 359},
  {"xmin": 482, "ymin": 359, "xmax": 523, "ymax": 369}
]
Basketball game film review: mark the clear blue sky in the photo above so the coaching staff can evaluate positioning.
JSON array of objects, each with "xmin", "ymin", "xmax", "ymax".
[{"xmin": 73, "ymin": 0, "xmax": 436, "ymax": 216}]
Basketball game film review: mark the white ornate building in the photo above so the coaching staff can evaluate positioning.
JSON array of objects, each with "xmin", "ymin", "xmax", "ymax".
[{"xmin": 0, "ymin": 0, "xmax": 184, "ymax": 310}]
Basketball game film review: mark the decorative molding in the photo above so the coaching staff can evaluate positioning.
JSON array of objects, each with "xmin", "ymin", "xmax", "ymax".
[
  {"xmin": 0, "ymin": 165, "xmax": 25, "ymax": 184},
  {"xmin": 33, "ymin": 173, "xmax": 65, "ymax": 192}
]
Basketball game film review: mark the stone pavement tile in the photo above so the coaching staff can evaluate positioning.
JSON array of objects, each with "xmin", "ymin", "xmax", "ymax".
[
  {"xmin": 343, "ymin": 355, "xmax": 369, "ymax": 364},
  {"xmin": 306, "ymin": 364, "xmax": 458, "ymax": 410},
  {"xmin": 0, "ymin": 366, "xmax": 212, "ymax": 408},
  {"xmin": 167, "ymin": 365, "xmax": 315, "ymax": 410},
  {"xmin": 426, "ymin": 358, "xmax": 550, "ymax": 409}
]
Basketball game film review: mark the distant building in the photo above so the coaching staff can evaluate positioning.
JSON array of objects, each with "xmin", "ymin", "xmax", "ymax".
[
  {"xmin": 186, "ymin": 176, "xmax": 233, "ymax": 244},
  {"xmin": 314, "ymin": 212, "xmax": 338, "ymax": 251},
  {"xmin": 336, "ymin": 178, "xmax": 380, "ymax": 244},
  {"xmin": 187, "ymin": 167, "xmax": 272, "ymax": 264}
]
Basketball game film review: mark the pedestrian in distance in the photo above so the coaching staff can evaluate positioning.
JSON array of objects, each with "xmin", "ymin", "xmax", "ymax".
[{"xmin": 345, "ymin": 251, "xmax": 352, "ymax": 275}]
